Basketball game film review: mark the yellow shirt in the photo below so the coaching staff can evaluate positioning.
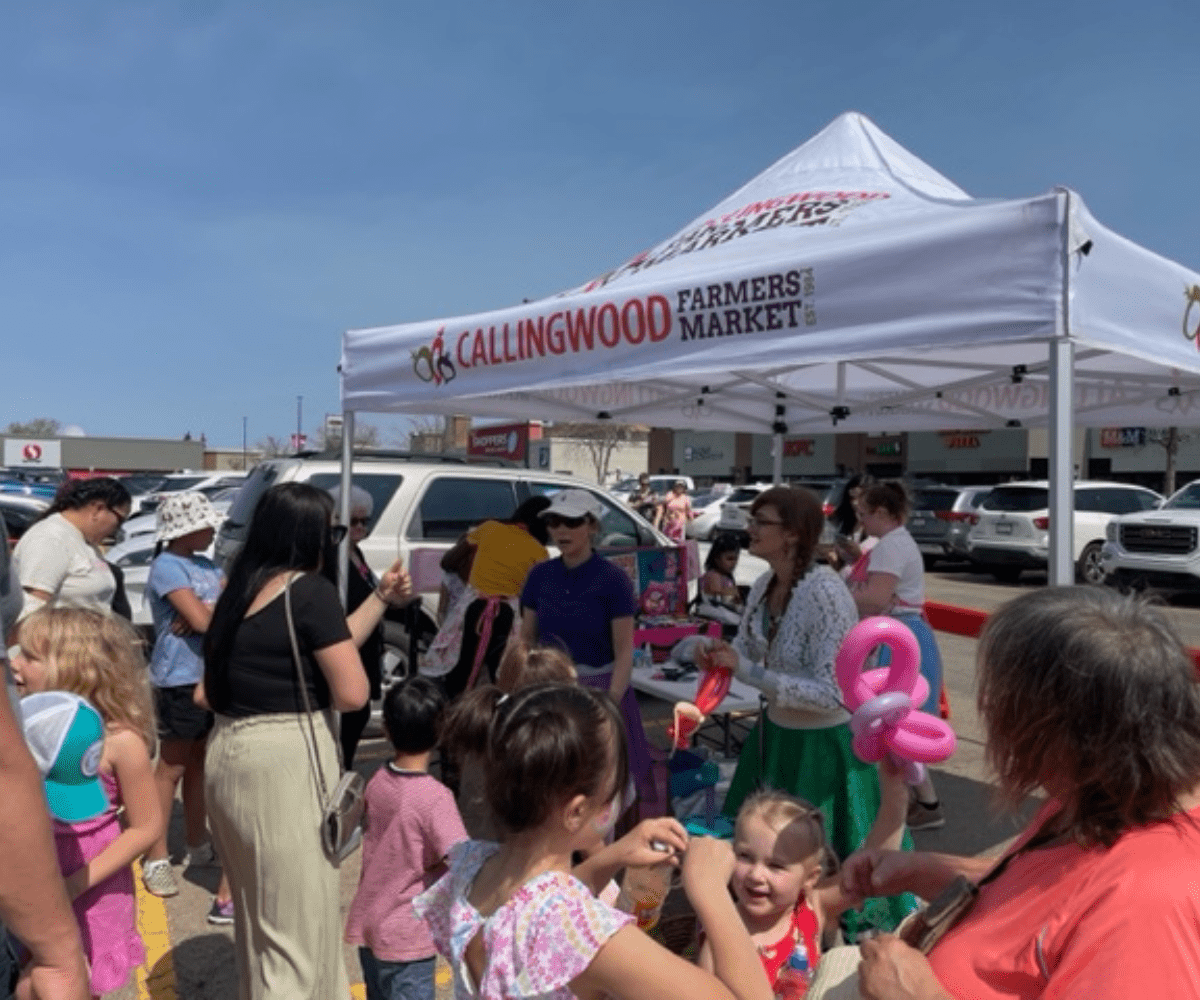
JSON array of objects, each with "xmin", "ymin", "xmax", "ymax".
[{"xmin": 466, "ymin": 521, "xmax": 548, "ymax": 597}]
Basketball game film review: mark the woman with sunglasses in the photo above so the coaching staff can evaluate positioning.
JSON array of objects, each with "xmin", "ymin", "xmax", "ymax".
[
  {"xmin": 520, "ymin": 489, "xmax": 655, "ymax": 813},
  {"xmin": 703, "ymin": 486, "xmax": 916, "ymax": 939},
  {"xmin": 198, "ymin": 482, "xmax": 411, "ymax": 1000},
  {"xmin": 327, "ymin": 484, "xmax": 385, "ymax": 768},
  {"xmin": 13, "ymin": 476, "xmax": 132, "ymax": 620}
]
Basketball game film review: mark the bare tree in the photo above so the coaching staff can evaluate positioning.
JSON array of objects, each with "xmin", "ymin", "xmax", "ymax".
[
  {"xmin": 554, "ymin": 422, "xmax": 642, "ymax": 484},
  {"xmin": 255, "ymin": 435, "xmax": 291, "ymax": 458},
  {"xmin": 1149, "ymin": 427, "xmax": 1191, "ymax": 496},
  {"xmin": 5, "ymin": 418, "xmax": 61, "ymax": 436},
  {"xmin": 314, "ymin": 420, "xmax": 381, "ymax": 452}
]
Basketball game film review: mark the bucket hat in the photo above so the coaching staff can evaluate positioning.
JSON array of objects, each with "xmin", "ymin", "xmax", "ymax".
[
  {"xmin": 156, "ymin": 491, "xmax": 225, "ymax": 542},
  {"xmin": 20, "ymin": 691, "xmax": 108, "ymax": 822}
]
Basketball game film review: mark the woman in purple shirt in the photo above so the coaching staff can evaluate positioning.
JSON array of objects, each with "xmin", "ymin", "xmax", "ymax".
[{"xmin": 519, "ymin": 489, "xmax": 653, "ymax": 810}]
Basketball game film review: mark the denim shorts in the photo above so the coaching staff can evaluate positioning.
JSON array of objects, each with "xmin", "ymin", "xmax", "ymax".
[{"xmin": 358, "ymin": 949, "xmax": 436, "ymax": 1000}]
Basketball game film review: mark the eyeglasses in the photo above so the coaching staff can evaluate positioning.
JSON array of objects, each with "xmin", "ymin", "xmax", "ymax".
[
  {"xmin": 545, "ymin": 514, "xmax": 587, "ymax": 529},
  {"xmin": 329, "ymin": 524, "xmax": 349, "ymax": 546},
  {"xmin": 748, "ymin": 515, "xmax": 784, "ymax": 529},
  {"xmin": 350, "ymin": 517, "xmax": 371, "ymax": 528},
  {"xmin": 107, "ymin": 507, "xmax": 129, "ymax": 526}
]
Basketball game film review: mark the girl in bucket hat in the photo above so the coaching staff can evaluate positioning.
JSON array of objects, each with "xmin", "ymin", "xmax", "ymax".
[{"xmin": 141, "ymin": 492, "xmax": 233, "ymax": 922}]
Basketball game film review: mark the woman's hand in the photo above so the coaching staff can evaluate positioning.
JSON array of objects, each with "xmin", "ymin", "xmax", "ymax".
[
  {"xmin": 376, "ymin": 560, "xmax": 413, "ymax": 604},
  {"xmin": 699, "ymin": 639, "xmax": 738, "ymax": 673},
  {"xmin": 859, "ymin": 935, "xmax": 952, "ymax": 1000}
]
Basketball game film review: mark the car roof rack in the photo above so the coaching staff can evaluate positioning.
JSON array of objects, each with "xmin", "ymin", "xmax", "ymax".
[{"xmin": 288, "ymin": 449, "xmax": 518, "ymax": 468}]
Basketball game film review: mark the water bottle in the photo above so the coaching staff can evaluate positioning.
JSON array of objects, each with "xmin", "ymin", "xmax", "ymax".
[{"xmin": 774, "ymin": 942, "xmax": 814, "ymax": 999}]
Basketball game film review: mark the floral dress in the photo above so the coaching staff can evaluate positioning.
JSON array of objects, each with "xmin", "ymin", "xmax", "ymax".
[
  {"xmin": 414, "ymin": 840, "xmax": 633, "ymax": 999},
  {"xmin": 660, "ymin": 493, "xmax": 691, "ymax": 543}
]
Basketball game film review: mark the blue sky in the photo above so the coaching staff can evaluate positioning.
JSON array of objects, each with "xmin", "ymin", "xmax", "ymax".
[{"xmin": 2, "ymin": 2, "xmax": 1198, "ymax": 449}]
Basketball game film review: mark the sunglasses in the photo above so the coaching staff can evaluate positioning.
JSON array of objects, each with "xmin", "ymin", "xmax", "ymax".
[
  {"xmin": 329, "ymin": 524, "xmax": 349, "ymax": 545},
  {"xmin": 349, "ymin": 516, "xmax": 371, "ymax": 528},
  {"xmin": 545, "ymin": 514, "xmax": 587, "ymax": 529}
]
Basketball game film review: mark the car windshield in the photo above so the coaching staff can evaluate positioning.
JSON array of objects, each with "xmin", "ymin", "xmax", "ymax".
[
  {"xmin": 1164, "ymin": 482, "xmax": 1200, "ymax": 510},
  {"xmin": 980, "ymin": 487, "xmax": 1049, "ymax": 512}
]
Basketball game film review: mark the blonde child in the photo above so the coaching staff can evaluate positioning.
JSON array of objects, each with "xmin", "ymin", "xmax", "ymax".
[
  {"xmin": 414, "ymin": 682, "xmax": 772, "ymax": 1000},
  {"xmin": 698, "ymin": 763, "xmax": 909, "ymax": 991},
  {"xmin": 12, "ymin": 607, "xmax": 162, "ymax": 999},
  {"xmin": 345, "ymin": 675, "xmax": 468, "ymax": 1000}
]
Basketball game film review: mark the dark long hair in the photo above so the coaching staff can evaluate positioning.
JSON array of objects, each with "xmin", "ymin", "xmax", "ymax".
[
  {"xmin": 830, "ymin": 473, "xmax": 873, "ymax": 536},
  {"xmin": 203, "ymin": 483, "xmax": 336, "ymax": 711},
  {"xmin": 41, "ymin": 477, "xmax": 131, "ymax": 521},
  {"xmin": 704, "ymin": 533, "xmax": 741, "ymax": 583},
  {"xmin": 445, "ymin": 682, "xmax": 628, "ymax": 835},
  {"xmin": 748, "ymin": 486, "xmax": 825, "ymax": 642}
]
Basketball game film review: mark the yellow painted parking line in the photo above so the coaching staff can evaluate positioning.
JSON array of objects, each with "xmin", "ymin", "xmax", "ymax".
[
  {"xmin": 133, "ymin": 860, "xmax": 177, "ymax": 1000},
  {"xmin": 350, "ymin": 983, "xmax": 366, "ymax": 999}
]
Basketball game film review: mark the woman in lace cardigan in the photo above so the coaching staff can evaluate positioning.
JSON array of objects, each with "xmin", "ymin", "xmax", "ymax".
[{"xmin": 704, "ymin": 486, "xmax": 915, "ymax": 938}]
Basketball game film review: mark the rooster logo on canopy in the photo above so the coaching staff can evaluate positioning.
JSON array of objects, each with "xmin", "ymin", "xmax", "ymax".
[{"xmin": 411, "ymin": 327, "xmax": 456, "ymax": 385}]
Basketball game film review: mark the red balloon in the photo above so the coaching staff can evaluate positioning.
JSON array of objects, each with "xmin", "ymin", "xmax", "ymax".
[{"xmin": 694, "ymin": 665, "xmax": 732, "ymax": 716}]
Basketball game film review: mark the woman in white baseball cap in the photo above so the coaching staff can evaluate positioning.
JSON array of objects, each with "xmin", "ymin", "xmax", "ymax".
[{"xmin": 519, "ymin": 489, "xmax": 656, "ymax": 816}]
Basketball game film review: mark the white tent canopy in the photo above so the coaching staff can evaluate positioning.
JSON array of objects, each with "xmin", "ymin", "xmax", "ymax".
[{"xmin": 340, "ymin": 111, "xmax": 1200, "ymax": 583}]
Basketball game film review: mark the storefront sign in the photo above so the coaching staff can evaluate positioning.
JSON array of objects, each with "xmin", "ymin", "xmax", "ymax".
[
  {"xmin": 468, "ymin": 423, "xmax": 532, "ymax": 462},
  {"xmin": 3, "ymin": 439, "xmax": 61, "ymax": 468},
  {"xmin": 782, "ymin": 438, "xmax": 815, "ymax": 457},
  {"xmin": 1099, "ymin": 427, "xmax": 1147, "ymax": 449}
]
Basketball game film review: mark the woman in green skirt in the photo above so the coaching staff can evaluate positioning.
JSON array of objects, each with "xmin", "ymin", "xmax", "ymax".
[{"xmin": 705, "ymin": 486, "xmax": 916, "ymax": 939}]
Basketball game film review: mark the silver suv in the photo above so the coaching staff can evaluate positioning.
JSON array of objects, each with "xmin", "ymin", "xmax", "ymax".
[{"xmin": 907, "ymin": 486, "xmax": 992, "ymax": 570}]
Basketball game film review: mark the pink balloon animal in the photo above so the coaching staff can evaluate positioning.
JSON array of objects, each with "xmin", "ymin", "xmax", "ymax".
[{"xmin": 835, "ymin": 617, "xmax": 956, "ymax": 785}]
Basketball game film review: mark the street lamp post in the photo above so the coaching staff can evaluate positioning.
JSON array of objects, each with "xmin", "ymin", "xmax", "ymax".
[
  {"xmin": 242, "ymin": 417, "xmax": 248, "ymax": 470},
  {"xmin": 296, "ymin": 396, "xmax": 303, "ymax": 451}
]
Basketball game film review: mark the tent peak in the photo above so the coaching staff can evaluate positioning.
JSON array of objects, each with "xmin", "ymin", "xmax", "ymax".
[{"xmin": 723, "ymin": 110, "xmax": 971, "ymax": 206}]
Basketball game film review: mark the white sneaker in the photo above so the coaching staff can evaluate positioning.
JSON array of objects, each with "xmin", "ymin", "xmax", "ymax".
[
  {"xmin": 141, "ymin": 858, "xmax": 180, "ymax": 897},
  {"xmin": 187, "ymin": 842, "xmax": 218, "ymax": 868}
]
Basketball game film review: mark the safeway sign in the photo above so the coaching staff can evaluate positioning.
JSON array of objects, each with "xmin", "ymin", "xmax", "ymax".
[{"xmin": 4, "ymin": 439, "xmax": 61, "ymax": 468}]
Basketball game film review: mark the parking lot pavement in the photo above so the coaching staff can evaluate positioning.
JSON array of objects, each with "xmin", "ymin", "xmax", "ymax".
[{"xmin": 119, "ymin": 573, "xmax": 1200, "ymax": 998}]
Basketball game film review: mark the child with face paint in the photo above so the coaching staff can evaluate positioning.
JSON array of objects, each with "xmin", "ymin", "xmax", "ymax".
[{"xmin": 415, "ymin": 683, "xmax": 773, "ymax": 1000}]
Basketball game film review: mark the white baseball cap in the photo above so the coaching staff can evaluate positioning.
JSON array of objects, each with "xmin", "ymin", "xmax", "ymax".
[{"xmin": 539, "ymin": 489, "xmax": 606, "ymax": 522}]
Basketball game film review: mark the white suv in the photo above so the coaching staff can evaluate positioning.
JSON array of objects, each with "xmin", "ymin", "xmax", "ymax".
[
  {"xmin": 214, "ymin": 453, "xmax": 667, "ymax": 655},
  {"xmin": 967, "ymin": 480, "xmax": 1161, "ymax": 584},
  {"xmin": 1100, "ymin": 481, "xmax": 1200, "ymax": 592}
]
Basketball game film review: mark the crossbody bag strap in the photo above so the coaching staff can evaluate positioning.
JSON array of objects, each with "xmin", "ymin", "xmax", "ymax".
[{"xmin": 284, "ymin": 573, "xmax": 331, "ymax": 802}]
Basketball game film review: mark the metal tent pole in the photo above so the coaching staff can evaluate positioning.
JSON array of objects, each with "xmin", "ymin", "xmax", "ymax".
[
  {"xmin": 772, "ymin": 432, "xmax": 783, "ymax": 485},
  {"xmin": 338, "ymin": 410, "xmax": 355, "ymax": 607}
]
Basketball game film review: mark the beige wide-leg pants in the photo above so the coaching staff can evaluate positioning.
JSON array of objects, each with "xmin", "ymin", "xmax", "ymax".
[{"xmin": 206, "ymin": 710, "xmax": 349, "ymax": 1000}]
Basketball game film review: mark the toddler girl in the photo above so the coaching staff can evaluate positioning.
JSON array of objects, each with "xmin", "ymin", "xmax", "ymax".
[
  {"xmin": 414, "ymin": 682, "xmax": 772, "ymax": 1000},
  {"xmin": 699, "ymin": 764, "xmax": 908, "ymax": 991},
  {"xmin": 12, "ymin": 607, "xmax": 162, "ymax": 999}
]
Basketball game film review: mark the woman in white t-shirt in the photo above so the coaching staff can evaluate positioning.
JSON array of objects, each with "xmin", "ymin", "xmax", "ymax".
[
  {"xmin": 13, "ymin": 477, "xmax": 132, "ymax": 619},
  {"xmin": 851, "ymin": 480, "xmax": 947, "ymax": 832}
]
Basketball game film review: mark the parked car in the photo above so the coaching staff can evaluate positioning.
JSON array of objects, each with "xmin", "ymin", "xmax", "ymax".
[
  {"xmin": 907, "ymin": 485, "xmax": 992, "ymax": 569},
  {"xmin": 0, "ymin": 495, "xmax": 48, "ymax": 547},
  {"xmin": 611, "ymin": 474, "xmax": 695, "ymax": 499},
  {"xmin": 132, "ymin": 472, "xmax": 248, "ymax": 515},
  {"xmin": 686, "ymin": 489, "xmax": 727, "ymax": 541},
  {"xmin": 713, "ymin": 484, "xmax": 773, "ymax": 546},
  {"xmin": 214, "ymin": 453, "xmax": 671, "ymax": 674},
  {"xmin": 1099, "ymin": 480, "xmax": 1200, "ymax": 592},
  {"xmin": 967, "ymin": 480, "xmax": 1161, "ymax": 584}
]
